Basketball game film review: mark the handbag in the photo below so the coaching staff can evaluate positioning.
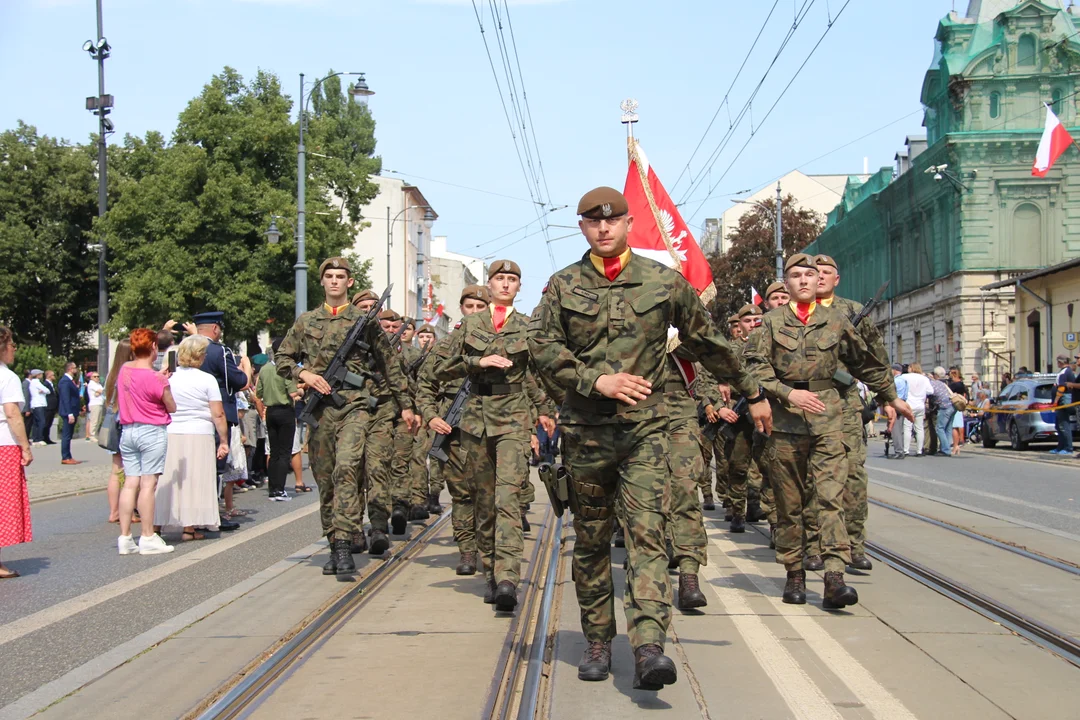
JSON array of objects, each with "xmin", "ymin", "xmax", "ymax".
[
  {"xmin": 97, "ymin": 406, "xmax": 121, "ymax": 453},
  {"xmin": 949, "ymin": 391, "xmax": 968, "ymax": 412}
]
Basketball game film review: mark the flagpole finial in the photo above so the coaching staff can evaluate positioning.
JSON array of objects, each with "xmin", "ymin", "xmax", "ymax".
[{"xmin": 621, "ymin": 98, "xmax": 639, "ymax": 141}]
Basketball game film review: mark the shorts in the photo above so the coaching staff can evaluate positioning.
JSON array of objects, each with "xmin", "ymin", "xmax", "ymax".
[
  {"xmin": 119, "ymin": 423, "xmax": 169, "ymax": 477},
  {"xmin": 292, "ymin": 422, "xmax": 304, "ymax": 455}
]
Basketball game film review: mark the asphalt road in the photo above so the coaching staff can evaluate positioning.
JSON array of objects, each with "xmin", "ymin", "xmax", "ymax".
[{"xmin": 864, "ymin": 437, "xmax": 1080, "ymax": 538}]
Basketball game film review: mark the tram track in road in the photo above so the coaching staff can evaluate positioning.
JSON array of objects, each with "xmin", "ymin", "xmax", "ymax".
[
  {"xmin": 192, "ymin": 512, "xmax": 452, "ymax": 720},
  {"xmin": 483, "ymin": 507, "xmax": 564, "ymax": 720}
]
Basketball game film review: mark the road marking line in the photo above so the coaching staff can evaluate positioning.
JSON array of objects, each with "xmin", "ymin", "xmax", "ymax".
[
  {"xmin": 697, "ymin": 557, "xmax": 843, "ymax": 719},
  {"xmin": 0, "ymin": 503, "xmax": 319, "ymax": 648},
  {"xmin": 708, "ymin": 525, "xmax": 918, "ymax": 720},
  {"xmin": 868, "ymin": 465, "xmax": 1080, "ymax": 520}
]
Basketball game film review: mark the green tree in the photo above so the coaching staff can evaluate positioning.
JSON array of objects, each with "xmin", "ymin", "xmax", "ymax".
[
  {"xmin": 11, "ymin": 344, "xmax": 67, "ymax": 381},
  {"xmin": 707, "ymin": 195, "xmax": 823, "ymax": 321},
  {"xmin": 0, "ymin": 122, "xmax": 99, "ymax": 355},
  {"xmin": 104, "ymin": 67, "xmax": 376, "ymax": 341}
]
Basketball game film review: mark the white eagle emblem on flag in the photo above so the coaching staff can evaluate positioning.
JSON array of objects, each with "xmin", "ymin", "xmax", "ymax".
[{"xmin": 659, "ymin": 209, "xmax": 688, "ymax": 262}]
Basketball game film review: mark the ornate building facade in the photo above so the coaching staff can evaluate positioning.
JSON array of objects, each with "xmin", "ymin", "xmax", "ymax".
[{"xmin": 805, "ymin": 0, "xmax": 1080, "ymax": 383}]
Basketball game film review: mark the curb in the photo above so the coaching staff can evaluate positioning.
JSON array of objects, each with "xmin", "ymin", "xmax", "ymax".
[{"xmin": 29, "ymin": 485, "xmax": 106, "ymax": 505}]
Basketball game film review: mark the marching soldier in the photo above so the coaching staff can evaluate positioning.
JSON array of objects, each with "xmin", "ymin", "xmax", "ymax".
[
  {"xmin": 276, "ymin": 259, "xmax": 417, "ymax": 575},
  {"xmin": 379, "ymin": 309, "xmax": 417, "ymax": 534},
  {"xmin": 763, "ymin": 281, "xmax": 790, "ymax": 310},
  {"xmin": 744, "ymin": 253, "xmax": 911, "ymax": 608},
  {"xmin": 815, "ymin": 254, "xmax": 887, "ymax": 571},
  {"xmin": 417, "ymin": 285, "xmax": 492, "ymax": 576},
  {"xmin": 409, "ymin": 324, "xmax": 441, "ymax": 517},
  {"xmin": 529, "ymin": 187, "xmax": 771, "ymax": 691},
  {"xmin": 436, "ymin": 261, "xmax": 556, "ymax": 612}
]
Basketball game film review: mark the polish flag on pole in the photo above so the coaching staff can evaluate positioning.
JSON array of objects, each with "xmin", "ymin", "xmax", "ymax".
[
  {"xmin": 1032, "ymin": 104, "xmax": 1074, "ymax": 177},
  {"xmin": 750, "ymin": 286, "xmax": 762, "ymax": 305}
]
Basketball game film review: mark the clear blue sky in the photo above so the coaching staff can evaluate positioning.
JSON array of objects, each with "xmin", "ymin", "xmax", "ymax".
[{"xmin": 1, "ymin": 0, "xmax": 959, "ymax": 313}]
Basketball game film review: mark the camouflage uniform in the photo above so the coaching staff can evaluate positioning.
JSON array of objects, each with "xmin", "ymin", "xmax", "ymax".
[
  {"xmin": 390, "ymin": 342, "xmax": 422, "ymax": 513},
  {"xmin": 662, "ymin": 354, "xmax": 708, "ymax": 574},
  {"xmin": 276, "ymin": 304, "xmax": 410, "ymax": 539},
  {"xmin": 528, "ymin": 251, "xmax": 757, "ymax": 650},
  {"xmin": 417, "ymin": 334, "xmax": 476, "ymax": 554},
  {"xmin": 822, "ymin": 294, "xmax": 889, "ymax": 557},
  {"xmin": 744, "ymin": 302, "xmax": 895, "ymax": 573},
  {"xmin": 365, "ymin": 372, "xmax": 405, "ymax": 534},
  {"xmin": 436, "ymin": 308, "xmax": 555, "ymax": 586}
]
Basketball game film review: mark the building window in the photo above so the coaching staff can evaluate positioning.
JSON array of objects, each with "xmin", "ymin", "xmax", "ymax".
[
  {"xmin": 990, "ymin": 92, "xmax": 1001, "ymax": 119},
  {"xmin": 915, "ymin": 329, "xmax": 922, "ymax": 365},
  {"xmin": 1052, "ymin": 89, "xmax": 1063, "ymax": 112},
  {"xmin": 1018, "ymin": 34, "xmax": 1037, "ymax": 68},
  {"xmin": 1012, "ymin": 203, "xmax": 1043, "ymax": 268}
]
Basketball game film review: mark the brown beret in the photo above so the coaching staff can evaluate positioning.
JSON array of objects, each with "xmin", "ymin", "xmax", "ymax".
[
  {"xmin": 577, "ymin": 186, "xmax": 629, "ymax": 219},
  {"xmin": 727, "ymin": 314, "xmax": 740, "ymax": 324},
  {"xmin": 784, "ymin": 253, "xmax": 817, "ymax": 274},
  {"xmin": 351, "ymin": 289, "xmax": 378, "ymax": 306},
  {"xmin": 814, "ymin": 254, "xmax": 838, "ymax": 269},
  {"xmin": 415, "ymin": 323, "xmax": 437, "ymax": 336},
  {"xmin": 489, "ymin": 259, "xmax": 521, "ymax": 278},
  {"xmin": 378, "ymin": 309, "xmax": 402, "ymax": 322},
  {"xmin": 737, "ymin": 303, "xmax": 763, "ymax": 318},
  {"xmin": 459, "ymin": 285, "xmax": 491, "ymax": 305},
  {"xmin": 765, "ymin": 281, "xmax": 787, "ymax": 299},
  {"xmin": 317, "ymin": 256, "xmax": 351, "ymax": 277}
]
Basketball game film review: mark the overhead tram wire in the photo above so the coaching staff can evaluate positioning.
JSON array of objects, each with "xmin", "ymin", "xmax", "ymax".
[
  {"xmin": 686, "ymin": 0, "xmax": 855, "ymax": 223},
  {"xmin": 671, "ymin": 0, "xmax": 782, "ymax": 195},
  {"xmin": 676, "ymin": 0, "xmax": 818, "ymax": 207},
  {"xmin": 383, "ymin": 169, "xmax": 537, "ymax": 204}
]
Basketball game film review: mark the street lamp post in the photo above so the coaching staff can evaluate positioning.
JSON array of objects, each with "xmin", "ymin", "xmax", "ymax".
[
  {"xmin": 386, "ymin": 205, "xmax": 435, "ymax": 311},
  {"xmin": 731, "ymin": 183, "xmax": 783, "ymax": 282},
  {"xmin": 83, "ymin": 0, "xmax": 113, "ymax": 376},
  {"xmin": 295, "ymin": 71, "xmax": 373, "ymax": 319}
]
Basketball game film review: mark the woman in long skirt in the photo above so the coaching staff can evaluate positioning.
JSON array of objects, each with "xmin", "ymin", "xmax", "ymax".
[{"xmin": 0, "ymin": 326, "xmax": 33, "ymax": 578}]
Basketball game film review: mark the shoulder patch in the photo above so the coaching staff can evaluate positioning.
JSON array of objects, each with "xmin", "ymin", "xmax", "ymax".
[{"xmin": 572, "ymin": 287, "xmax": 599, "ymax": 302}]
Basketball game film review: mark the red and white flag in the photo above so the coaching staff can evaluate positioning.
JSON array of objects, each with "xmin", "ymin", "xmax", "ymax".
[
  {"xmin": 750, "ymin": 286, "xmax": 762, "ymax": 306},
  {"xmin": 1032, "ymin": 104, "xmax": 1074, "ymax": 177},
  {"xmin": 624, "ymin": 139, "xmax": 716, "ymax": 305}
]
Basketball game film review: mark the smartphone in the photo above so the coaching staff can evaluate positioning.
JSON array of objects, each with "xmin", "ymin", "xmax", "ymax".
[{"xmin": 167, "ymin": 350, "xmax": 177, "ymax": 373}]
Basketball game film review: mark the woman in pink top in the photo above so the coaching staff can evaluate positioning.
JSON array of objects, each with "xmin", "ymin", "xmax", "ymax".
[{"xmin": 116, "ymin": 328, "xmax": 177, "ymax": 556}]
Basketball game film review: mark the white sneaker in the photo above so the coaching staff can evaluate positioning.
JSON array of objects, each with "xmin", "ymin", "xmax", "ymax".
[
  {"xmin": 138, "ymin": 534, "xmax": 175, "ymax": 555},
  {"xmin": 118, "ymin": 535, "xmax": 139, "ymax": 555}
]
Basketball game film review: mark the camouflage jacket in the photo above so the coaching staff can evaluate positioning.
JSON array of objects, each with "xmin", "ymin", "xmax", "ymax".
[
  {"xmin": 398, "ymin": 342, "xmax": 423, "ymax": 396},
  {"xmin": 275, "ymin": 304, "xmax": 412, "ymax": 413},
  {"xmin": 664, "ymin": 350, "xmax": 702, "ymax": 422},
  {"xmin": 528, "ymin": 250, "xmax": 756, "ymax": 426},
  {"xmin": 435, "ymin": 308, "xmax": 555, "ymax": 438},
  {"xmin": 416, "ymin": 333, "xmax": 465, "ymax": 422},
  {"xmin": 825, "ymin": 295, "xmax": 891, "ymax": 414},
  {"xmin": 743, "ymin": 303, "xmax": 896, "ymax": 436}
]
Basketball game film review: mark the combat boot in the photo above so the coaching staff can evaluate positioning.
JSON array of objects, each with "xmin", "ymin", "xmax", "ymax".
[
  {"xmin": 782, "ymin": 569, "xmax": 806, "ymax": 604},
  {"xmin": 333, "ymin": 539, "xmax": 355, "ymax": 575},
  {"xmin": 391, "ymin": 506, "xmax": 408, "ymax": 535},
  {"xmin": 747, "ymin": 501, "xmax": 763, "ymax": 523},
  {"xmin": 724, "ymin": 509, "xmax": 734, "ymax": 522},
  {"xmin": 350, "ymin": 531, "xmax": 368, "ymax": 555},
  {"xmin": 678, "ymin": 573, "xmax": 707, "ymax": 609},
  {"xmin": 483, "ymin": 575, "xmax": 498, "ymax": 604},
  {"xmin": 428, "ymin": 492, "xmax": 443, "ymax": 514},
  {"xmin": 768, "ymin": 523, "xmax": 777, "ymax": 549},
  {"xmin": 456, "ymin": 551, "xmax": 477, "ymax": 576},
  {"xmin": 322, "ymin": 536, "xmax": 338, "ymax": 575},
  {"xmin": 804, "ymin": 554, "xmax": 824, "ymax": 571},
  {"xmin": 494, "ymin": 580, "xmax": 518, "ymax": 612},
  {"xmin": 666, "ymin": 540, "xmax": 679, "ymax": 570},
  {"xmin": 612, "ymin": 523, "xmax": 625, "ymax": 548},
  {"xmin": 848, "ymin": 554, "xmax": 873, "ymax": 571},
  {"xmin": 702, "ymin": 494, "xmax": 716, "ymax": 511},
  {"xmin": 408, "ymin": 504, "xmax": 429, "ymax": 522},
  {"xmin": 577, "ymin": 640, "xmax": 612, "ymax": 681},
  {"xmin": 729, "ymin": 514, "xmax": 746, "ymax": 533},
  {"xmin": 632, "ymin": 644, "xmax": 677, "ymax": 691},
  {"xmin": 822, "ymin": 571, "xmax": 859, "ymax": 609},
  {"xmin": 521, "ymin": 512, "xmax": 531, "ymax": 533},
  {"xmin": 369, "ymin": 529, "xmax": 390, "ymax": 556}
]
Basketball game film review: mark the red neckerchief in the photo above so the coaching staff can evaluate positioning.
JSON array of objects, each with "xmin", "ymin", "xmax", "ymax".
[
  {"xmin": 492, "ymin": 305, "xmax": 508, "ymax": 333},
  {"xmin": 794, "ymin": 302, "xmax": 815, "ymax": 325}
]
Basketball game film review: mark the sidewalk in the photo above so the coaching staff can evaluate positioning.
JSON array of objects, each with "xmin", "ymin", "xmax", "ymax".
[{"xmin": 24, "ymin": 439, "xmax": 113, "ymax": 503}]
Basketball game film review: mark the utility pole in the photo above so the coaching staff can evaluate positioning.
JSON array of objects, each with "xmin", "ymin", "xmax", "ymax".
[
  {"xmin": 775, "ymin": 182, "xmax": 783, "ymax": 282},
  {"xmin": 295, "ymin": 73, "xmax": 309, "ymax": 319},
  {"xmin": 84, "ymin": 0, "xmax": 112, "ymax": 376}
]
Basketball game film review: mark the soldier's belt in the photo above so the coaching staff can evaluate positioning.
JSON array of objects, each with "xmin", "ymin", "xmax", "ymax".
[
  {"xmin": 787, "ymin": 380, "xmax": 834, "ymax": 392},
  {"xmin": 564, "ymin": 391, "xmax": 662, "ymax": 416},
  {"xmin": 473, "ymin": 382, "xmax": 523, "ymax": 396}
]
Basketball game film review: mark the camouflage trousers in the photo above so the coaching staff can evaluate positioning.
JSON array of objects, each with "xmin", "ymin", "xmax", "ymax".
[
  {"xmin": 391, "ymin": 417, "xmax": 414, "ymax": 510},
  {"xmin": 666, "ymin": 418, "xmax": 708, "ymax": 573},
  {"xmin": 726, "ymin": 429, "xmax": 756, "ymax": 516},
  {"xmin": 409, "ymin": 427, "xmax": 435, "ymax": 507},
  {"xmin": 563, "ymin": 418, "xmax": 672, "ymax": 650},
  {"xmin": 754, "ymin": 432, "xmax": 817, "ymax": 546},
  {"xmin": 711, "ymin": 433, "xmax": 730, "ymax": 506},
  {"xmin": 461, "ymin": 429, "xmax": 528, "ymax": 585},
  {"xmin": 696, "ymin": 433, "xmax": 714, "ymax": 503},
  {"xmin": 521, "ymin": 473, "xmax": 535, "ymax": 511},
  {"xmin": 308, "ymin": 400, "xmax": 372, "ymax": 539},
  {"xmin": 768, "ymin": 431, "xmax": 851, "ymax": 573},
  {"xmin": 433, "ymin": 429, "xmax": 477, "ymax": 554},
  {"xmin": 364, "ymin": 401, "xmax": 398, "ymax": 533},
  {"xmin": 841, "ymin": 410, "xmax": 869, "ymax": 555}
]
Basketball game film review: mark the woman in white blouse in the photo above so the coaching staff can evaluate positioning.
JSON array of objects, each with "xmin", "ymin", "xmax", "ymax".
[
  {"xmin": 0, "ymin": 327, "xmax": 32, "ymax": 578},
  {"xmin": 154, "ymin": 335, "xmax": 229, "ymax": 540}
]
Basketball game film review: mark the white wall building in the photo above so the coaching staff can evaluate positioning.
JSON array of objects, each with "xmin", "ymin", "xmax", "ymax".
[{"xmin": 429, "ymin": 236, "xmax": 485, "ymax": 331}]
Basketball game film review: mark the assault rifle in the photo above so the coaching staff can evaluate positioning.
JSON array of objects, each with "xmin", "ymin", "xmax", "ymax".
[
  {"xmin": 406, "ymin": 343, "xmax": 434, "ymax": 379},
  {"xmin": 297, "ymin": 285, "xmax": 391, "ymax": 430},
  {"xmin": 428, "ymin": 378, "xmax": 472, "ymax": 462},
  {"xmin": 387, "ymin": 322, "xmax": 409, "ymax": 351}
]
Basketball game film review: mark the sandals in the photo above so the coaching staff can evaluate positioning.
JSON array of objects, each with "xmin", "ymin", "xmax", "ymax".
[
  {"xmin": 182, "ymin": 531, "xmax": 206, "ymax": 541},
  {"xmin": 224, "ymin": 509, "xmax": 249, "ymax": 518},
  {"xmin": 294, "ymin": 484, "xmax": 313, "ymax": 493},
  {"xmin": 0, "ymin": 569, "xmax": 20, "ymax": 579}
]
